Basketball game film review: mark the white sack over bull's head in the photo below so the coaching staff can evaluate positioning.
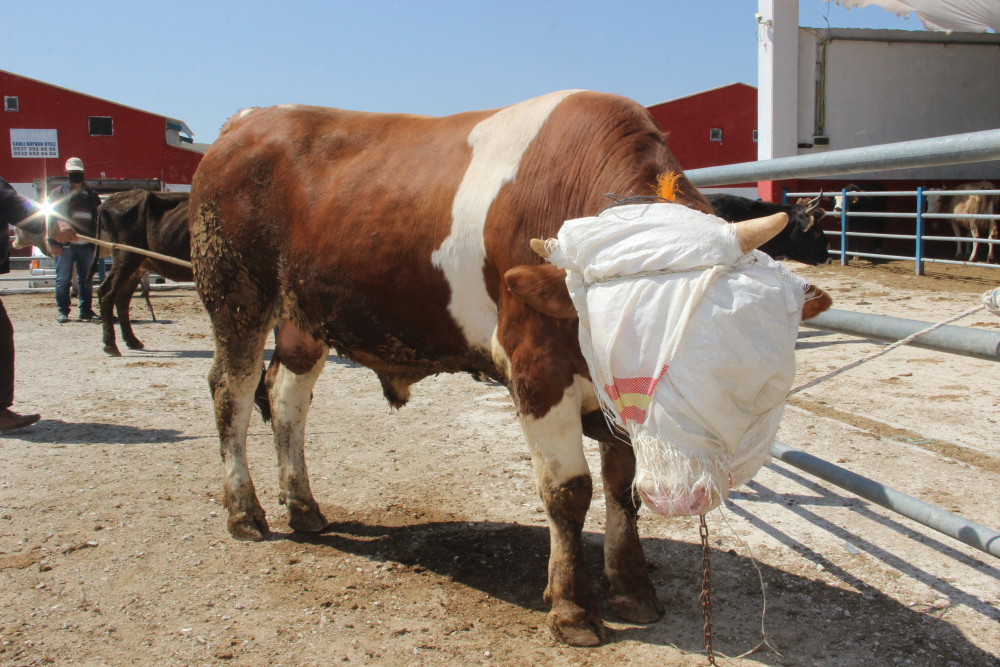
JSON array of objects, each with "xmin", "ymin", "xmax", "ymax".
[{"xmin": 519, "ymin": 202, "xmax": 831, "ymax": 517}]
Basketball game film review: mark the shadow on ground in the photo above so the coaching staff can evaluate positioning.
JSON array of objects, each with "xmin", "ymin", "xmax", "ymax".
[
  {"xmin": 795, "ymin": 329, "xmax": 886, "ymax": 351},
  {"xmin": 0, "ymin": 420, "xmax": 196, "ymax": 444},
  {"xmin": 123, "ymin": 349, "xmax": 360, "ymax": 367},
  {"xmin": 273, "ymin": 506, "xmax": 997, "ymax": 666}
]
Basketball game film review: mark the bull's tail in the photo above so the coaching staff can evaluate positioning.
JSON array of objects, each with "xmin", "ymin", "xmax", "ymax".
[{"xmin": 253, "ymin": 363, "xmax": 272, "ymax": 423}]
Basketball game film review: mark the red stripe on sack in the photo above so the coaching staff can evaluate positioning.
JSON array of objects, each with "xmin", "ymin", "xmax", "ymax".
[
  {"xmin": 604, "ymin": 365, "xmax": 668, "ymax": 403},
  {"xmin": 621, "ymin": 406, "xmax": 647, "ymax": 422}
]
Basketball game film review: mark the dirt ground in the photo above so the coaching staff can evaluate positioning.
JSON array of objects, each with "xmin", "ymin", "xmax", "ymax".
[{"xmin": 0, "ymin": 259, "xmax": 998, "ymax": 667}]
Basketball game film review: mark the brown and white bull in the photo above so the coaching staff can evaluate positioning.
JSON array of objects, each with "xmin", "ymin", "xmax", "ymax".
[{"xmin": 190, "ymin": 91, "xmax": 831, "ymax": 646}]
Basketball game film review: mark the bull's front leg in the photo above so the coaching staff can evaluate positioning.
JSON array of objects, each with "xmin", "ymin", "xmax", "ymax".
[
  {"xmin": 951, "ymin": 221, "xmax": 965, "ymax": 259},
  {"xmin": 598, "ymin": 438, "xmax": 664, "ymax": 622},
  {"xmin": 989, "ymin": 221, "xmax": 998, "ymax": 264},
  {"xmin": 519, "ymin": 379, "xmax": 606, "ymax": 646},
  {"xmin": 969, "ymin": 222, "xmax": 984, "ymax": 263}
]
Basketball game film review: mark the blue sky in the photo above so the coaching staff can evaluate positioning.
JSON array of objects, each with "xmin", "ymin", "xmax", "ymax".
[{"xmin": 2, "ymin": 1, "xmax": 917, "ymax": 143}]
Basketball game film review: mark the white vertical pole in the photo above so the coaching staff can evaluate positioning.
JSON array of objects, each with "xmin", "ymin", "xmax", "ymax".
[{"xmin": 757, "ymin": 0, "xmax": 799, "ymax": 162}]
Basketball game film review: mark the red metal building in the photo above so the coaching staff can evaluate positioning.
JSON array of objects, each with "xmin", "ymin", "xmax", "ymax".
[
  {"xmin": 646, "ymin": 82, "xmax": 757, "ymax": 187},
  {"xmin": 0, "ymin": 69, "xmax": 203, "ymax": 200}
]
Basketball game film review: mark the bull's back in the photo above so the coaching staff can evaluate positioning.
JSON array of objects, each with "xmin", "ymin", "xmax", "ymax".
[
  {"xmin": 191, "ymin": 93, "xmax": 695, "ymax": 373},
  {"xmin": 192, "ymin": 104, "xmax": 494, "ymax": 370}
]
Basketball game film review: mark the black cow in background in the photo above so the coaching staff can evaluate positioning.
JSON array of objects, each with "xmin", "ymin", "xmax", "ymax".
[
  {"xmin": 833, "ymin": 183, "xmax": 889, "ymax": 258},
  {"xmin": 88, "ymin": 190, "xmax": 192, "ymax": 356},
  {"xmin": 706, "ymin": 193, "xmax": 829, "ymax": 265}
]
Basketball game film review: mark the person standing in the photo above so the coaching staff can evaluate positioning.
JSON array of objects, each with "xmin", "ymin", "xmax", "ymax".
[
  {"xmin": 47, "ymin": 157, "xmax": 101, "ymax": 323},
  {"xmin": 0, "ymin": 176, "xmax": 41, "ymax": 430}
]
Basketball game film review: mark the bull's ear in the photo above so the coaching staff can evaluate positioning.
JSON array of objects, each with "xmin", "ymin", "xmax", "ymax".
[
  {"xmin": 504, "ymin": 264, "xmax": 577, "ymax": 319},
  {"xmin": 801, "ymin": 285, "xmax": 833, "ymax": 321}
]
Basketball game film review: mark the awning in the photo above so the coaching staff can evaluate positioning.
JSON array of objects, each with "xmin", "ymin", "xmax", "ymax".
[
  {"xmin": 829, "ymin": 0, "xmax": 1000, "ymax": 33},
  {"xmin": 166, "ymin": 119, "xmax": 195, "ymax": 139}
]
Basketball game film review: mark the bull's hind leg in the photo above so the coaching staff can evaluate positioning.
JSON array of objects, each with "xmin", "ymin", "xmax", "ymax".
[
  {"xmin": 117, "ymin": 273, "xmax": 146, "ymax": 350},
  {"xmin": 520, "ymin": 379, "xmax": 606, "ymax": 647},
  {"xmin": 98, "ymin": 252, "xmax": 143, "ymax": 356},
  {"xmin": 268, "ymin": 319, "xmax": 329, "ymax": 533},
  {"xmin": 209, "ymin": 330, "xmax": 272, "ymax": 541},
  {"xmin": 598, "ymin": 438, "xmax": 664, "ymax": 623}
]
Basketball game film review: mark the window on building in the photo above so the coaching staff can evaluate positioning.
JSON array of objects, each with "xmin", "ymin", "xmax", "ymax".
[
  {"xmin": 4, "ymin": 96, "xmax": 18, "ymax": 112},
  {"xmin": 89, "ymin": 116, "xmax": 113, "ymax": 136},
  {"xmin": 753, "ymin": 130, "xmax": 759, "ymax": 143},
  {"xmin": 709, "ymin": 128, "xmax": 723, "ymax": 142}
]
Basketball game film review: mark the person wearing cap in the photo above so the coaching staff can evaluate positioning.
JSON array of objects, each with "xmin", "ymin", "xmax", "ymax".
[
  {"xmin": 0, "ymin": 176, "xmax": 42, "ymax": 430},
  {"xmin": 46, "ymin": 157, "xmax": 102, "ymax": 323}
]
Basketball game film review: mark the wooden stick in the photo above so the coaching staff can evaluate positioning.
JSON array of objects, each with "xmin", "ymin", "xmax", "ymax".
[{"xmin": 73, "ymin": 234, "xmax": 194, "ymax": 269}]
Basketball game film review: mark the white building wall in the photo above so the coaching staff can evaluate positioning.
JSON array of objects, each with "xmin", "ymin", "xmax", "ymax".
[
  {"xmin": 796, "ymin": 29, "xmax": 820, "ymax": 148},
  {"xmin": 795, "ymin": 29, "xmax": 1000, "ymax": 180},
  {"xmin": 757, "ymin": 0, "xmax": 799, "ymax": 162},
  {"xmin": 9, "ymin": 183, "xmax": 35, "ymax": 200}
]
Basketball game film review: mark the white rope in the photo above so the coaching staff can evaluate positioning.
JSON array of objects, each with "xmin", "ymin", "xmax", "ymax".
[
  {"xmin": 788, "ymin": 287, "xmax": 999, "ymax": 396},
  {"xmin": 984, "ymin": 288, "xmax": 1000, "ymax": 317}
]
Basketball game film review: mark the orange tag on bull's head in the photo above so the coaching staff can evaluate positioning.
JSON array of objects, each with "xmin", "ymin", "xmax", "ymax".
[{"xmin": 654, "ymin": 172, "xmax": 681, "ymax": 202}]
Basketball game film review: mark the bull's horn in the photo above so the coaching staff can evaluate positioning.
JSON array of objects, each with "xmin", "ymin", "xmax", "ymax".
[
  {"xmin": 530, "ymin": 238, "xmax": 550, "ymax": 259},
  {"xmin": 805, "ymin": 190, "xmax": 823, "ymax": 213},
  {"xmin": 734, "ymin": 213, "xmax": 788, "ymax": 253}
]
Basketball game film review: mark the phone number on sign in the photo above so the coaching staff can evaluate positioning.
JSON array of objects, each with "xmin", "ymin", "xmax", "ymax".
[{"xmin": 12, "ymin": 146, "xmax": 58, "ymax": 157}]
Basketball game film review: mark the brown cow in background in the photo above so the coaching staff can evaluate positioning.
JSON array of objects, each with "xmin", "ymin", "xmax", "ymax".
[{"xmin": 926, "ymin": 181, "xmax": 998, "ymax": 263}]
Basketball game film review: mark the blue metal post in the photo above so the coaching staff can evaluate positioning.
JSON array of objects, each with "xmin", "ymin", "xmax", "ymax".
[
  {"xmin": 781, "ymin": 188, "xmax": 789, "ymax": 205},
  {"xmin": 840, "ymin": 187, "xmax": 849, "ymax": 266},
  {"xmin": 915, "ymin": 186, "xmax": 924, "ymax": 276}
]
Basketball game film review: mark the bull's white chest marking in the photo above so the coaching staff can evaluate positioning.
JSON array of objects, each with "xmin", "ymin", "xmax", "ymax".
[
  {"xmin": 431, "ymin": 89, "xmax": 583, "ymax": 351},
  {"xmin": 519, "ymin": 376, "xmax": 592, "ymax": 488}
]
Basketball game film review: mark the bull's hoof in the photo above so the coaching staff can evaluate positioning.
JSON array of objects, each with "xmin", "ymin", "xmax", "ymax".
[
  {"xmin": 608, "ymin": 591, "xmax": 664, "ymax": 623},
  {"xmin": 547, "ymin": 602, "xmax": 606, "ymax": 647},
  {"xmin": 125, "ymin": 339, "xmax": 145, "ymax": 350},
  {"xmin": 103, "ymin": 345, "xmax": 122, "ymax": 357},
  {"xmin": 227, "ymin": 509, "xmax": 270, "ymax": 542},
  {"xmin": 288, "ymin": 500, "xmax": 328, "ymax": 533}
]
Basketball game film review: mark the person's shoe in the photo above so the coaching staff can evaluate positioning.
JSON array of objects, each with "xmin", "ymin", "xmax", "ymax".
[
  {"xmin": 56, "ymin": 313, "xmax": 69, "ymax": 324},
  {"xmin": 0, "ymin": 409, "xmax": 41, "ymax": 431},
  {"xmin": 79, "ymin": 312, "xmax": 101, "ymax": 323}
]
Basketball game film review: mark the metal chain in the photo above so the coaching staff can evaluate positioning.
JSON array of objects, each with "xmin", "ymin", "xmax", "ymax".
[{"xmin": 699, "ymin": 514, "xmax": 716, "ymax": 666}]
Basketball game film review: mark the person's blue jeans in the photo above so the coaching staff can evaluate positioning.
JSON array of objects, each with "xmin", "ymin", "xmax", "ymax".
[{"xmin": 55, "ymin": 243, "xmax": 96, "ymax": 317}]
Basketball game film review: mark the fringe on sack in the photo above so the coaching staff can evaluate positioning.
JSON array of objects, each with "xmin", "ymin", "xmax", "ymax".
[{"xmin": 631, "ymin": 431, "xmax": 731, "ymax": 515}]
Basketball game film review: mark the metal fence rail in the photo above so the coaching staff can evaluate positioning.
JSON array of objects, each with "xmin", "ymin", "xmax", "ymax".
[
  {"xmin": 686, "ymin": 128, "xmax": 1000, "ymax": 187},
  {"xmin": 771, "ymin": 442, "xmax": 1000, "ymax": 560},
  {"xmin": 804, "ymin": 308, "xmax": 1000, "ymax": 362},
  {"xmin": 786, "ymin": 187, "xmax": 1000, "ymax": 275}
]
